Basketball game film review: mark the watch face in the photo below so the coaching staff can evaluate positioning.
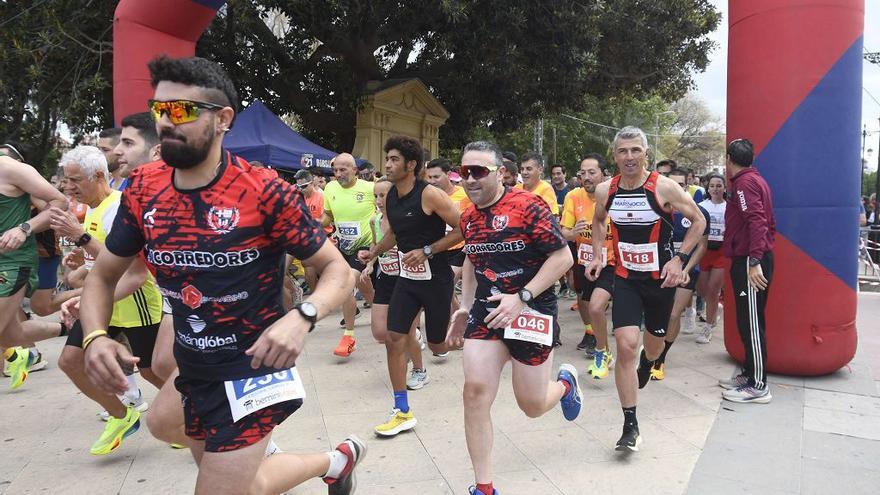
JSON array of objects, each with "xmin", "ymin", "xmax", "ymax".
[{"xmin": 300, "ymin": 302, "xmax": 318, "ymax": 318}]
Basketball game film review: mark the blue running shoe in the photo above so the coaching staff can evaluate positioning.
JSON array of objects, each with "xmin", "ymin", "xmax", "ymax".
[
  {"xmin": 468, "ymin": 486, "xmax": 499, "ymax": 495},
  {"xmin": 557, "ymin": 363, "xmax": 582, "ymax": 421}
]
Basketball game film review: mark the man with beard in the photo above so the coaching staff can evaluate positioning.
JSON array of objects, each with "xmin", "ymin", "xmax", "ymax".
[
  {"xmin": 446, "ymin": 141, "xmax": 581, "ymax": 495},
  {"xmin": 114, "ymin": 112, "xmax": 161, "ymax": 189},
  {"xmin": 560, "ymin": 153, "xmax": 616, "ymax": 378},
  {"xmin": 585, "ymin": 126, "xmax": 705, "ymax": 452},
  {"xmin": 79, "ymin": 55, "xmax": 365, "ymax": 494},
  {"xmin": 97, "ymin": 128, "xmax": 124, "ymax": 190},
  {"xmin": 359, "ymin": 136, "xmax": 462, "ymax": 437}
]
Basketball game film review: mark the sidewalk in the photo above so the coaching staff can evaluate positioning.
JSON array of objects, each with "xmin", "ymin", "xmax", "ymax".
[{"xmin": 1, "ymin": 293, "xmax": 877, "ymax": 494}]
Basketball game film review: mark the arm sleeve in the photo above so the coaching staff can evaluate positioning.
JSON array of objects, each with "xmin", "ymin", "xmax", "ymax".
[
  {"xmin": 262, "ymin": 178, "xmax": 327, "ymax": 260},
  {"xmin": 739, "ymin": 179, "xmax": 770, "ymax": 259},
  {"xmin": 104, "ymin": 188, "xmax": 146, "ymax": 257},
  {"xmin": 525, "ymin": 199, "xmax": 567, "ymax": 255}
]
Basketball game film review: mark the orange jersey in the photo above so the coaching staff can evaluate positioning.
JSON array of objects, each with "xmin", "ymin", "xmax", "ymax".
[
  {"xmin": 446, "ymin": 185, "xmax": 471, "ymax": 250},
  {"xmin": 304, "ymin": 189, "xmax": 333, "ymax": 234},
  {"xmin": 515, "ymin": 180, "xmax": 559, "ymax": 215},
  {"xmin": 560, "ymin": 187, "xmax": 615, "ymax": 266}
]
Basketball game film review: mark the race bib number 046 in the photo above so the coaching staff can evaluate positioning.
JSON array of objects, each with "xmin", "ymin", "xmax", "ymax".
[
  {"xmin": 224, "ymin": 367, "xmax": 306, "ymax": 422},
  {"xmin": 504, "ymin": 308, "xmax": 554, "ymax": 346},
  {"xmin": 618, "ymin": 241, "xmax": 660, "ymax": 272}
]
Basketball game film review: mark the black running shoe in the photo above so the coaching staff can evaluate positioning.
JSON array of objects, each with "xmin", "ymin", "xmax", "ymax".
[
  {"xmin": 576, "ymin": 333, "xmax": 597, "ymax": 351},
  {"xmin": 339, "ymin": 308, "xmax": 361, "ymax": 327},
  {"xmin": 615, "ymin": 425, "xmax": 641, "ymax": 452},
  {"xmin": 636, "ymin": 347, "xmax": 653, "ymax": 389}
]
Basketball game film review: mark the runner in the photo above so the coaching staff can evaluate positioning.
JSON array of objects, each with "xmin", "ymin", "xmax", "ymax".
[
  {"xmin": 515, "ymin": 152, "xmax": 559, "ymax": 215},
  {"xmin": 79, "ymin": 55, "xmax": 364, "ymax": 494},
  {"xmin": 560, "ymin": 153, "xmax": 616, "ymax": 379},
  {"xmin": 550, "ymin": 164, "xmax": 570, "ymax": 207},
  {"xmin": 322, "ymin": 153, "xmax": 376, "ymax": 357},
  {"xmin": 585, "ymin": 126, "xmax": 705, "ymax": 452},
  {"xmin": 445, "ymin": 141, "xmax": 581, "ymax": 495},
  {"xmin": 359, "ymin": 136, "xmax": 462, "ymax": 437},
  {"xmin": 696, "ymin": 173, "xmax": 728, "ymax": 344},
  {"xmin": 96, "ymin": 128, "xmax": 124, "ymax": 190},
  {"xmin": 0, "ymin": 146, "xmax": 68, "ymax": 389},
  {"xmin": 649, "ymin": 169, "xmax": 711, "ymax": 381},
  {"xmin": 360, "ymin": 178, "xmax": 429, "ymax": 389}
]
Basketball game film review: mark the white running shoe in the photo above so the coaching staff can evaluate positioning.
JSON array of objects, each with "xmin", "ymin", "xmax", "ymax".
[
  {"xmin": 682, "ymin": 307, "xmax": 696, "ymax": 334},
  {"xmin": 695, "ymin": 324, "xmax": 713, "ymax": 344},
  {"xmin": 415, "ymin": 328, "xmax": 426, "ymax": 350},
  {"xmin": 406, "ymin": 368, "xmax": 430, "ymax": 390},
  {"xmin": 98, "ymin": 390, "xmax": 149, "ymax": 421}
]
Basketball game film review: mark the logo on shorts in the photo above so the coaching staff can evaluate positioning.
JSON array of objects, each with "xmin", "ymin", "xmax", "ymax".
[
  {"xmin": 491, "ymin": 215, "xmax": 509, "ymax": 231},
  {"xmin": 655, "ymin": 328, "xmax": 666, "ymax": 335},
  {"xmin": 483, "ymin": 269, "xmax": 498, "ymax": 282},
  {"xmin": 207, "ymin": 206, "xmax": 240, "ymax": 234},
  {"xmin": 181, "ymin": 285, "xmax": 203, "ymax": 310}
]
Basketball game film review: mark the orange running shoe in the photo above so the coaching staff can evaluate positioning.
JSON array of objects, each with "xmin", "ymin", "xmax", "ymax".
[{"xmin": 334, "ymin": 335, "xmax": 357, "ymax": 357}]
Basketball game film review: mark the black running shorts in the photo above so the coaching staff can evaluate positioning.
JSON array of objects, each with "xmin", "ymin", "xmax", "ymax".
[
  {"xmin": 175, "ymin": 375, "xmax": 302, "ymax": 452},
  {"xmin": 580, "ymin": 265, "xmax": 616, "ymax": 301},
  {"xmin": 611, "ymin": 276, "xmax": 675, "ymax": 338},
  {"xmin": 681, "ymin": 268, "xmax": 700, "ymax": 292},
  {"xmin": 387, "ymin": 277, "xmax": 453, "ymax": 344},
  {"xmin": 370, "ymin": 266, "xmax": 398, "ymax": 305},
  {"xmin": 447, "ymin": 248, "xmax": 465, "ymax": 268},
  {"xmin": 67, "ymin": 320, "xmax": 159, "ymax": 368}
]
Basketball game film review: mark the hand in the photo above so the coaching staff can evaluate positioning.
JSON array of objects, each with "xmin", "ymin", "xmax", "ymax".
[
  {"xmin": 61, "ymin": 296, "xmax": 81, "ymax": 327},
  {"xmin": 748, "ymin": 263, "xmax": 768, "ymax": 291},
  {"xmin": 660, "ymin": 257, "xmax": 684, "ymax": 288},
  {"xmin": 0, "ymin": 227, "xmax": 26, "ymax": 253},
  {"xmin": 357, "ymin": 249, "xmax": 373, "ymax": 264},
  {"xmin": 63, "ymin": 247, "xmax": 85, "ymax": 269},
  {"xmin": 584, "ymin": 259, "xmax": 602, "ymax": 281},
  {"xmin": 360, "ymin": 263, "xmax": 373, "ymax": 286},
  {"xmin": 445, "ymin": 308, "xmax": 469, "ymax": 348},
  {"xmin": 50, "ymin": 207, "xmax": 84, "ymax": 239},
  {"xmin": 484, "ymin": 293, "xmax": 526, "ymax": 329},
  {"xmin": 401, "ymin": 248, "xmax": 427, "ymax": 268},
  {"xmin": 678, "ymin": 270, "xmax": 691, "ymax": 288},
  {"xmin": 84, "ymin": 336, "xmax": 140, "ymax": 396},
  {"xmin": 573, "ymin": 220, "xmax": 590, "ymax": 235},
  {"xmin": 245, "ymin": 312, "xmax": 309, "ymax": 369}
]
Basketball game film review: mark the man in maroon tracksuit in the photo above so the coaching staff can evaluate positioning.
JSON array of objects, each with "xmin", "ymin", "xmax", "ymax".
[{"xmin": 720, "ymin": 138, "xmax": 776, "ymax": 404}]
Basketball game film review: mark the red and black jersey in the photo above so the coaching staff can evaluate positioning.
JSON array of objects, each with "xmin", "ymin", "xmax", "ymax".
[
  {"xmin": 606, "ymin": 171, "xmax": 674, "ymax": 280},
  {"xmin": 105, "ymin": 150, "xmax": 326, "ymax": 381},
  {"xmin": 460, "ymin": 188, "xmax": 566, "ymax": 304}
]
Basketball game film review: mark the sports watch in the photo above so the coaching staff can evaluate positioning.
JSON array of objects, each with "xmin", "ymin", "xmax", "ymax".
[
  {"xmin": 422, "ymin": 245, "xmax": 434, "ymax": 259},
  {"xmin": 18, "ymin": 222, "xmax": 32, "ymax": 237},
  {"xmin": 294, "ymin": 301, "xmax": 318, "ymax": 332},
  {"xmin": 674, "ymin": 251, "xmax": 691, "ymax": 266},
  {"xmin": 75, "ymin": 232, "xmax": 92, "ymax": 247},
  {"xmin": 518, "ymin": 289, "xmax": 533, "ymax": 303}
]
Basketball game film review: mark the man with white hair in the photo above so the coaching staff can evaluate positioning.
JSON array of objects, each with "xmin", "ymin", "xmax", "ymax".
[{"xmin": 47, "ymin": 145, "xmax": 164, "ymax": 456}]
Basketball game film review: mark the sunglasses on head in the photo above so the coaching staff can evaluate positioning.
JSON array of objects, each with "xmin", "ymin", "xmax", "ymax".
[
  {"xmin": 460, "ymin": 165, "xmax": 492, "ymax": 180},
  {"xmin": 148, "ymin": 99, "xmax": 226, "ymax": 125}
]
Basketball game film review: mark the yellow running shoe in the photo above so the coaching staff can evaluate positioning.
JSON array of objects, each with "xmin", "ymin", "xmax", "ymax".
[
  {"xmin": 90, "ymin": 406, "xmax": 141, "ymax": 455},
  {"xmin": 650, "ymin": 363, "xmax": 666, "ymax": 381},
  {"xmin": 374, "ymin": 408, "xmax": 417, "ymax": 437},
  {"xmin": 587, "ymin": 348, "xmax": 614, "ymax": 379},
  {"xmin": 7, "ymin": 347, "xmax": 30, "ymax": 390}
]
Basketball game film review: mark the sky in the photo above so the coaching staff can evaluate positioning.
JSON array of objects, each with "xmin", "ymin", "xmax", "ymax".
[{"xmin": 692, "ymin": 0, "xmax": 880, "ymax": 170}]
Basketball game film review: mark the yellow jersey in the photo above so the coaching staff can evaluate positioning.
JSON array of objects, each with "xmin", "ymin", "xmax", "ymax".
[{"xmin": 515, "ymin": 180, "xmax": 559, "ymax": 215}]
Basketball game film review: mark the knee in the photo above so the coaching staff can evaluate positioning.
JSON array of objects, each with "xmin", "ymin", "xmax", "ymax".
[
  {"xmin": 463, "ymin": 381, "xmax": 493, "ymax": 408},
  {"xmin": 145, "ymin": 408, "xmax": 174, "ymax": 443},
  {"xmin": 385, "ymin": 331, "xmax": 407, "ymax": 347},
  {"xmin": 57, "ymin": 348, "xmax": 81, "ymax": 375},
  {"xmin": 615, "ymin": 340, "xmax": 638, "ymax": 364},
  {"xmin": 516, "ymin": 397, "xmax": 545, "ymax": 419}
]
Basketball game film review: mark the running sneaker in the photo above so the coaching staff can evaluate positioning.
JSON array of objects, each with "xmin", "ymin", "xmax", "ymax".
[
  {"xmin": 339, "ymin": 308, "xmax": 361, "ymax": 328},
  {"xmin": 99, "ymin": 393, "xmax": 149, "ymax": 422},
  {"xmin": 7, "ymin": 347, "xmax": 30, "ymax": 389},
  {"xmin": 432, "ymin": 351, "xmax": 449, "ymax": 359},
  {"xmin": 615, "ymin": 425, "xmax": 642, "ymax": 452},
  {"xmin": 374, "ymin": 408, "xmax": 417, "ymax": 437},
  {"xmin": 406, "ymin": 368, "xmax": 430, "ymax": 390},
  {"xmin": 718, "ymin": 371, "xmax": 749, "ymax": 390},
  {"xmin": 90, "ymin": 406, "xmax": 141, "ymax": 455},
  {"xmin": 722, "ymin": 385, "xmax": 772, "ymax": 404},
  {"xmin": 324, "ymin": 434, "xmax": 367, "ymax": 495},
  {"xmin": 569, "ymin": 301, "xmax": 578, "ymax": 311},
  {"xmin": 650, "ymin": 362, "xmax": 665, "ymax": 381},
  {"xmin": 576, "ymin": 333, "xmax": 596, "ymax": 351},
  {"xmin": 557, "ymin": 363, "xmax": 582, "ymax": 421},
  {"xmin": 681, "ymin": 307, "xmax": 696, "ymax": 335},
  {"xmin": 695, "ymin": 324, "xmax": 713, "ymax": 344},
  {"xmin": 469, "ymin": 486, "xmax": 500, "ymax": 495},
  {"xmin": 265, "ymin": 440, "xmax": 282, "ymax": 456},
  {"xmin": 415, "ymin": 328, "xmax": 426, "ymax": 350},
  {"xmin": 169, "ymin": 443, "xmax": 187, "ymax": 449},
  {"xmin": 3, "ymin": 348, "xmax": 47, "ymax": 377},
  {"xmin": 587, "ymin": 348, "xmax": 613, "ymax": 379},
  {"xmin": 636, "ymin": 347, "xmax": 653, "ymax": 389},
  {"xmin": 334, "ymin": 335, "xmax": 357, "ymax": 357}
]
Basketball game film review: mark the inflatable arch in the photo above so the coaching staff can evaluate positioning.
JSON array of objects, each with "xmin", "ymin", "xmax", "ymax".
[{"xmin": 113, "ymin": 0, "xmax": 862, "ymax": 376}]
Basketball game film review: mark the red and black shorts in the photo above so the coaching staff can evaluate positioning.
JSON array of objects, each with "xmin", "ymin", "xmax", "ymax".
[
  {"xmin": 175, "ymin": 375, "xmax": 302, "ymax": 453},
  {"xmin": 465, "ymin": 299, "xmax": 559, "ymax": 366}
]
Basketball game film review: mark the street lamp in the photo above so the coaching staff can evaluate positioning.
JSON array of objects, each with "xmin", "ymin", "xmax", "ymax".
[{"xmin": 653, "ymin": 110, "xmax": 676, "ymax": 166}]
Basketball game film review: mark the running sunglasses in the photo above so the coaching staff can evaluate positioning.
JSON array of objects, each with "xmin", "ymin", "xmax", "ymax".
[
  {"xmin": 148, "ymin": 99, "xmax": 226, "ymax": 125},
  {"xmin": 460, "ymin": 165, "xmax": 493, "ymax": 180}
]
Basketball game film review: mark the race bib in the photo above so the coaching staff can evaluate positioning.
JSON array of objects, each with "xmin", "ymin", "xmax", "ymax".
[
  {"xmin": 504, "ymin": 308, "xmax": 554, "ymax": 346},
  {"xmin": 378, "ymin": 248, "xmax": 400, "ymax": 276},
  {"xmin": 336, "ymin": 221, "xmax": 361, "ymax": 240},
  {"xmin": 400, "ymin": 259, "xmax": 432, "ymax": 280},
  {"xmin": 224, "ymin": 367, "xmax": 306, "ymax": 422},
  {"xmin": 708, "ymin": 226, "xmax": 724, "ymax": 242},
  {"xmin": 618, "ymin": 241, "xmax": 660, "ymax": 272},
  {"xmin": 577, "ymin": 243, "xmax": 607, "ymax": 266}
]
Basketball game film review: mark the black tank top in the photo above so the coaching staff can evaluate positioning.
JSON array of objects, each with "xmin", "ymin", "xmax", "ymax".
[{"xmin": 387, "ymin": 180, "xmax": 451, "ymax": 281}]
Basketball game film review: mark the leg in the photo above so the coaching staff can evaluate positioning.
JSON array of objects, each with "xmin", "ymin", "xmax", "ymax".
[
  {"xmin": 613, "ymin": 327, "xmax": 640, "ymax": 408},
  {"xmin": 588, "ymin": 289, "xmax": 612, "ymax": 351},
  {"xmin": 0, "ymin": 286, "xmax": 32, "ymax": 347},
  {"xmin": 510, "ymin": 352, "xmax": 565, "ymax": 418},
  {"xmin": 146, "ymin": 368, "xmax": 190, "ymax": 446},
  {"xmin": 704, "ymin": 268, "xmax": 725, "ymax": 326},
  {"xmin": 195, "ymin": 436, "xmax": 271, "ymax": 495},
  {"xmin": 58, "ymin": 345, "xmax": 127, "ymax": 419},
  {"xmin": 370, "ymin": 304, "xmax": 389, "ymax": 343},
  {"xmin": 730, "ymin": 259, "xmax": 757, "ymax": 384},
  {"xmin": 248, "ymin": 443, "xmax": 331, "ymax": 495},
  {"xmin": 407, "ymin": 314, "xmax": 424, "ymax": 371},
  {"xmin": 462, "ymin": 339, "xmax": 508, "ymax": 485},
  {"xmin": 18, "ymin": 319, "xmax": 63, "ymax": 342},
  {"xmin": 385, "ymin": 331, "xmax": 409, "ymax": 392},
  {"xmin": 341, "ymin": 294, "xmax": 357, "ymax": 331},
  {"xmin": 665, "ymin": 288, "xmax": 693, "ymax": 344}
]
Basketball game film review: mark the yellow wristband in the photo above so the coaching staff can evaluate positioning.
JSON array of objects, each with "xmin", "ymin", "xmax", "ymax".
[{"xmin": 82, "ymin": 329, "xmax": 108, "ymax": 351}]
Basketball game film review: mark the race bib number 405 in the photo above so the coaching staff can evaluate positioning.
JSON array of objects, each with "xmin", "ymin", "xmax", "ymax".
[
  {"xmin": 618, "ymin": 241, "xmax": 660, "ymax": 272},
  {"xmin": 504, "ymin": 308, "xmax": 554, "ymax": 346},
  {"xmin": 224, "ymin": 367, "xmax": 306, "ymax": 422},
  {"xmin": 577, "ymin": 243, "xmax": 607, "ymax": 266}
]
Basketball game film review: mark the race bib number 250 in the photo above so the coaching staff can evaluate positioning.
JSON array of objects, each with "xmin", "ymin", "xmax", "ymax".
[{"xmin": 224, "ymin": 367, "xmax": 306, "ymax": 422}]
